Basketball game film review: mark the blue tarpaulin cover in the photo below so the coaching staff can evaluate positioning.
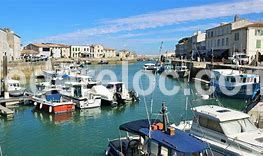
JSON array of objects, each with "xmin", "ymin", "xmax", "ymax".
[
  {"xmin": 139, "ymin": 128, "xmax": 208, "ymax": 153},
  {"xmin": 119, "ymin": 119, "xmax": 161, "ymax": 135},
  {"xmin": 62, "ymin": 74, "xmax": 70, "ymax": 79}
]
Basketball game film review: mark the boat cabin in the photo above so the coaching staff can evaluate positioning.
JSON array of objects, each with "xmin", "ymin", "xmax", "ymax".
[
  {"xmin": 212, "ymin": 69, "xmax": 260, "ymax": 84},
  {"xmin": 106, "ymin": 82, "xmax": 124, "ymax": 93},
  {"xmin": 192, "ymin": 105, "xmax": 259, "ymax": 138},
  {"xmin": 45, "ymin": 89, "xmax": 62, "ymax": 102},
  {"xmin": 7, "ymin": 79, "xmax": 21, "ymax": 91},
  {"xmin": 144, "ymin": 63, "xmax": 157, "ymax": 70},
  {"xmin": 62, "ymin": 74, "xmax": 95, "ymax": 84}
]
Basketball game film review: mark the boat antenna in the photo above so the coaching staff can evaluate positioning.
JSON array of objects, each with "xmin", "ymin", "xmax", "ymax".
[{"xmin": 161, "ymin": 102, "xmax": 168, "ymax": 132}]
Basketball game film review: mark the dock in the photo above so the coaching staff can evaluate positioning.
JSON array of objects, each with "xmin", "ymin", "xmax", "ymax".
[
  {"xmin": 0, "ymin": 95, "xmax": 33, "ymax": 119},
  {"xmin": 172, "ymin": 59, "xmax": 263, "ymax": 71},
  {"xmin": 0, "ymin": 96, "xmax": 32, "ymax": 106},
  {"xmin": 0, "ymin": 105, "xmax": 14, "ymax": 118}
]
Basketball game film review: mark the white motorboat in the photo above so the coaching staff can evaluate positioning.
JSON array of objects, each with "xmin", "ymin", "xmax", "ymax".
[
  {"xmin": 106, "ymin": 82, "xmax": 138, "ymax": 104},
  {"xmin": 143, "ymin": 63, "xmax": 157, "ymax": 71},
  {"xmin": 91, "ymin": 82, "xmax": 138, "ymax": 106},
  {"xmin": 7, "ymin": 79, "xmax": 25, "ymax": 97},
  {"xmin": 176, "ymin": 105, "xmax": 263, "ymax": 156},
  {"xmin": 165, "ymin": 65, "xmax": 189, "ymax": 78},
  {"xmin": 61, "ymin": 82, "xmax": 101, "ymax": 109}
]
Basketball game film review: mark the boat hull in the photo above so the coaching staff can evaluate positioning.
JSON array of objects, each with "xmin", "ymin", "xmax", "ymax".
[
  {"xmin": 35, "ymin": 102, "xmax": 75, "ymax": 114},
  {"xmin": 212, "ymin": 83, "xmax": 260, "ymax": 100},
  {"xmin": 9, "ymin": 90, "xmax": 24, "ymax": 97}
]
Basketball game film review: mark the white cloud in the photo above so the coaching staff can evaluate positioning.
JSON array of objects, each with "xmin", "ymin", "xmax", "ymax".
[{"xmin": 36, "ymin": 0, "xmax": 263, "ymax": 43}]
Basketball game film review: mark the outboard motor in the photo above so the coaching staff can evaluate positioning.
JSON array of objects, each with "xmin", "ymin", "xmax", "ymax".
[
  {"xmin": 129, "ymin": 90, "xmax": 139, "ymax": 102},
  {"xmin": 113, "ymin": 92, "xmax": 125, "ymax": 105}
]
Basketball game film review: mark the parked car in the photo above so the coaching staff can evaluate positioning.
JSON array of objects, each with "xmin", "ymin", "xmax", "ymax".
[{"xmin": 228, "ymin": 53, "xmax": 249, "ymax": 65}]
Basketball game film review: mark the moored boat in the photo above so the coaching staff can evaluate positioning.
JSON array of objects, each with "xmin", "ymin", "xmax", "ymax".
[
  {"xmin": 7, "ymin": 79, "xmax": 25, "ymax": 97},
  {"xmin": 105, "ymin": 103, "xmax": 214, "ymax": 156},
  {"xmin": 143, "ymin": 63, "xmax": 157, "ymax": 71},
  {"xmin": 176, "ymin": 105, "xmax": 263, "ymax": 156},
  {"xmin": 61, "ymin": 82, "xmax": 101, "ymax": 109},
  {"xmin": 32, "ymin": 88, "xmax": 75, "ymax": 114},
  {"xmin": 211, "ymin": 69, "xmax": 260, "ymax": 100}
]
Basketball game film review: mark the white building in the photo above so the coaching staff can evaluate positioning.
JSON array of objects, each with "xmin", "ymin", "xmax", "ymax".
[
  {"xmin": 0, "ymin": 28, "xmax": 21, "ymax": 61},
  {"xmin": 232, "ymin": 22, "xmax": 263, "ymax": 59},
  {"xmin": 104, "ymin": 48, "xmax": 116, "ymax": 58},
  {"xmin": 24, "ymin": 43, "xmax": 70, "ymax": 58},
  {"xmin": 90, "ymin": 44, "xmax": 116, "ymax": 58},
  {"xmin": 70, "ymin": 45, "xmax": 92, "ymax": 58},
  {"xmin": 90, "ymin": 44, "xmax": 104, "ymax": 58},
  {"xmin": 205, "ymin": 16, "xmax": 251, "ymax": 58}
]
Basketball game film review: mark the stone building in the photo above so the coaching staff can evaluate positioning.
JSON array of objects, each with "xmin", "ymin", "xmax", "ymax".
[
  {"xmin": 24, "ymin": 43, "xmax": 70, "ymax": 58},
  {"xmin": 0, "ymin": 28, "xmax": 21, "ymax": 61},
  {"xmin": 103, "ymin": 48, "xmax": 116, "ymax": 58},
  {"xmin": 117, "ymin": 49, "xmax": 136, "ymax": 59},
  {"xmin": 90, "ymin": 44, "xmax": 104, "ymax": 58}
]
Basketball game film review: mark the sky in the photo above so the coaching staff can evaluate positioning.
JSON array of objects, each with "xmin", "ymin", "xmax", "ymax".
[{"xmin": 1, "ymin": 0, "xmax": 263, "ymax": 54}]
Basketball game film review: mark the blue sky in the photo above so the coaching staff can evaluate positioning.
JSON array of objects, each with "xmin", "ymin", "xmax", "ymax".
[{"xmin": 1, "ymin": 0, "xmax": 263, "ymax": 54}]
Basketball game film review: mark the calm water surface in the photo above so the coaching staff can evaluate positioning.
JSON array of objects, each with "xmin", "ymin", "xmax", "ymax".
[{"xmin": 0, "ymin": 62, "xmax": 246, "ymax": 156}]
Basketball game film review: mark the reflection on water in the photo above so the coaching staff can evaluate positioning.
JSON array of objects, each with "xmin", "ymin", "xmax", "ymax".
[{"xmin": 33, "ymin": 111, "xmax": 74, "ymax": 125}]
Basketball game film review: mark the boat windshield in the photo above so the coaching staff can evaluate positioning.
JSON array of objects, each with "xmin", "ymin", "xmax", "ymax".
[{"xmin": 220, "ymin": 118, "xmax": 257, "ymax": 136}]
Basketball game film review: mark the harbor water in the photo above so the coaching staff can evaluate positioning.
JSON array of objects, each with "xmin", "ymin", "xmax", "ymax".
[{"xmin": 0, "ymin": 62, "xmax": 246, "ymax": 156}]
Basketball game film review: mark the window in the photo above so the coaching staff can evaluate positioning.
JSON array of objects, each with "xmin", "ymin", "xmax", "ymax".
[
  {"xmin": 255, "ymin": 29, "xmax": 263, "ymax": 36},
  {"xmin": 222, "ymin": 38, "xmax": 225, "ymax": 46},
  {"xmin": 150, "ymin": 141, "xmax": 159, "ymax": 156},
  {"xmin": 199, "ymin": 116, "xmax": 224, "ymax": 133},
  {"xmin": 43, "ymin": 48, "xmax": 49, "ymax": 51},
  {"xmin": 160, "ymin": 146, "xmax": 168, "ymax": 156},
  {"xmin": 78, "ymin": 48, "xmax": 80, "ymax": 51},
  {"xmin": 217, "ymin": 39, "xmax": 220, "ymax": 47},
  {"xmin": 234, "ymin": 32, "xmax": 239, "ymax": 41},
  {"xmin": 256, "ymin": 40, "xmax": 261, "ymax": 48},
  {"xmin": 226, "ymin": 38, "xmax": 229, "ymax": 46},
  {"xmin": 211, "ymin": 31, "xmax": 214, "ymax": 37},
  {"xmin": 214, "ymin": 40, "xmax": 216, "ymax": 47}
]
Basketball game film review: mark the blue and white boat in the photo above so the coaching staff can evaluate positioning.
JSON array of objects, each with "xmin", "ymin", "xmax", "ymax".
[
  {"xmin": 105, "ymin": 103, "xmax": 213, "ymax": 156},
  {"xmin": 211, "ymin": 69, "xmax": 260, "ymax": 100}
]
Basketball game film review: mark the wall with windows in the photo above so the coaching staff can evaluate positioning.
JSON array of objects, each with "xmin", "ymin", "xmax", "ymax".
[
  {"xmin": 247, "ymin": 27, "xmax": 263, "ymax": 57},
  {"xmin": 70, "ymin": 45, "xmax": 91, "ymax": 58},
  {"xmin": 231, "ymin": 28, "xmax": 247, "ymax": 55},
  {"xmin": 206, "ymin": 23, "xmax": 232, "ymax": 52}
]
